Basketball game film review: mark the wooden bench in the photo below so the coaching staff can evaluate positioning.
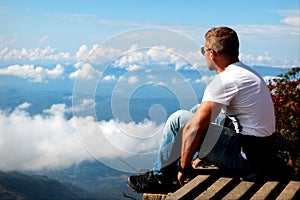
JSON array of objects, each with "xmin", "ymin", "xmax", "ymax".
[{"xmin": 142, "ymin": 168, "xmax": 300, "ymax": 200}]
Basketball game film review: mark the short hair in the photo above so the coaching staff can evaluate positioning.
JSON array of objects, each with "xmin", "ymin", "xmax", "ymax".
[{"xmin": 205, "ymin": 27, "xmax": 239, "ymax": 58}]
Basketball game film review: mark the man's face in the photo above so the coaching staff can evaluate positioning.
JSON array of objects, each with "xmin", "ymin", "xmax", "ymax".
[{"xmin": 204, "ymin": 41, "xmax": 216, "ymax": 71}]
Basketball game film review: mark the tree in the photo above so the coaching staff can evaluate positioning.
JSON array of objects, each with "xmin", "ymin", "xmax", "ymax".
[{"xmin": 268, "ymin": 67, "xmax": 300, "ymax": 175}]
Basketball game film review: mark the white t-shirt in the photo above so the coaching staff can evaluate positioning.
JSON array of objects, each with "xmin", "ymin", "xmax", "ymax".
[{"xmin": 202, "ymin": 62, "xmax": 275, "ymax": 137}]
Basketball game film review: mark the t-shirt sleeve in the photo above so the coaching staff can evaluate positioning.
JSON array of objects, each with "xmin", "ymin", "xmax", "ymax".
[{"xmin": 201, "ymin": 74, "xmax": 238, "ymax": 105}]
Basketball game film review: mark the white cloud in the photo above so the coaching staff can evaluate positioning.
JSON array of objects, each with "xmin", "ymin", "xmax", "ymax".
[
  {"xmin": 72, "ymin": 98, "xmax": 96, "ymax": 113},
  {"xmin": 147, "ymin": 74, "xmax": 156, "ymax": 80},
  {"xmin": 0, "ymin": 64, "xmax": 64, "ymax": 82},
  {"xmin": 114, "ymin": 50, "xmax": 145, "ymax": 67},
  {"xmin": 73, "ymin": 44, "xmax": 123, "ymax": 81},
  {"xmin": 74, "ymin": 45, "xmax": 89, "ymax": 69},
  {"xmin": 43, "ymin": 103, "xmax": 70, "ymax": 116},
  {"xmin": 281, "ymin": 16, "xmax": 300, "ymax": 26},
  {"xmin": 0, "ymin": 46, "xmax": 71, "ymax": 61},
  {"xmin": 113, "ymin": 45, "xmax": 200, "ymax": 71},
  {"xmin": 240, "ymin": 52, "xmax": 275, "ymax": 67},
  {"xmin": 47, "ymin": 64, "xmax": 65, "ymax": 79},
  {"xmin": 171, "ymin": 77, "xmax": 190, "ymax": 84},
  {"xmin": 97, "ymin": 119, "xmax": 163, "ymax": 154},
  {"xmin": 0, "ymin": 103, "xmax": 163, "ymax": 171},
  {"xmin": 235, "ymin": 24, "xmax": 300, "ymax": 36},
  {"xmin": 39, "ymin": 34, "xmax": 49, "ymax": 44},
  {"xmin": 239, "ymin": 52, "xmax": 300, "ymax": 68},
  {"xmin": 118, "ymin": 76, "xmax": 126, "ymax": 82},
  {"xmin": 145, "ymin": 81, "xmax": 167, "ymax": 87},
  {"xmin": 75, "ymin": 45, "xmax": 88, "ymax": 60},
  {"xmin": 147, "ymin": 46, "xmax": 174, "ymax": 62},
  {"xmin": 97, "ymin": 19, "xmax": 157, "ymax": 27},
  {"xmin": 195, "ymin": 75, "xmax": 214, "ymax": 84},
  {"xmin": 114, "ymin": 46, "xmax": 164, "ymax": 67},
  {"xmin": 0, "ymin": 34, "xmax": 17, "ymax": 48},
  {"xmin": 126, "ymin": 64, "xmax": 143, "ymax": 71},
  {"xmin": 0, "ymin": 104, "xmax": 92, "ymax": 171},
  {"xmin": 0, "ymin": 47, "xmax": 9, "ymax": 58},
  {"xmin": 16, "ymin": 102, "xmax": 31, "ymax": 110},
  {"xmin": 185, "ymin": 50, "xmax": 206, "ymax": 70},
  {"xmin": 171, "ymin": 78, "xmax": 178, "ymax": 84},
  {"xmin": 69, "ymin": 63, "xmax": 101, "ymax": 80},
  {"xmin": 128, "ymin": 76, "xmax": 139, "ymax": 84},
  {"xmin": 257, "ymin": 55, "xmax": 270, "ymax": 62},
  {"xmin": 103, "ymin": 75, "xmax": 116, "ymax": 81},
  {"xmin": 256, "ymin": 52, "xmax": 271, "ymax": 62},
  {"xmin": 87, "ymin": 44, "xmax": 122, "ymax": 65}
]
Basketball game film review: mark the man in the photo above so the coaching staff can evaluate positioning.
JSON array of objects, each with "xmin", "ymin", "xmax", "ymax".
[{"xmin": 127, "ymin": 26, "xmax": 277, "ymax": 194}]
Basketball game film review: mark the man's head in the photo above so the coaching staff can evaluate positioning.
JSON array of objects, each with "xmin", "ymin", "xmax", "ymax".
[
  {"xmin": 202, "ymin": 26, "xmax": 240, "ymax": 72},
  {"xmin": 204, "ymin": 26, "xmax": 239, "ymax": 59}
]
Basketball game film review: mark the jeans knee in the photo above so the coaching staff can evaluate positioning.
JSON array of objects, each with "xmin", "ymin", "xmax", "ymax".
[
  {"xmin": 190, "ymin": 104, "xmax": 199, "ymax": 113},
  {"xmin": 165, "ymin": 110, "xmax": 193, "ymax": 132}
]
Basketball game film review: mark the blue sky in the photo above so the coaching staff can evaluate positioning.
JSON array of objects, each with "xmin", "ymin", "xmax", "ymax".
[
  {"xmin": 0, "ymin": 0, "xmax": 299, "ymax": 172},
  {"xmin": 0, "ymin": 0, "xmax": 299, "ymax": 65}
]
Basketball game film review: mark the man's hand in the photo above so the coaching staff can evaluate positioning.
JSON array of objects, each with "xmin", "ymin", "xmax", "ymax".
[
  {"xmin": 192, "ymin": 157, "xmax": 203, "ymax": 169},
  {"xmin": 177, "ymin": 171, "xmax": 186, "ymax": 186},
  {"xmin": 180, "ymin": 102, "xmax": 222, "ymax": 171}
]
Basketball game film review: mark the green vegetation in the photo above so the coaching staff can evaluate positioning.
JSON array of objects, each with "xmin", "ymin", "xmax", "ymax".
[{"xmin": 267, "ymin": 67, "xmax": 300, "ymax": 175}]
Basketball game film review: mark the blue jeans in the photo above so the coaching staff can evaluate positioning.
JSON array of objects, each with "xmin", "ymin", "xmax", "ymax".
[{"xmin": 153, "ymin": 105, "xmax": 247, "ymax": 176}]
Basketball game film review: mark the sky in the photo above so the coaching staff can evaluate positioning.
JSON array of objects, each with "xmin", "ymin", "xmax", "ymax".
[
  {"xmin": 0, "ymin": 0, "xmax": 299, "ymax": 172},
  {"xmin": 0, "ymin": 0, "xmax": 299, "ymax": 66}
]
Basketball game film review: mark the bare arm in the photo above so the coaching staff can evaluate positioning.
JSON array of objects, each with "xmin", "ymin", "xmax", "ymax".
[{"xmin": 178, "ymin": 101, "xmax": 222, "ymax": 185}]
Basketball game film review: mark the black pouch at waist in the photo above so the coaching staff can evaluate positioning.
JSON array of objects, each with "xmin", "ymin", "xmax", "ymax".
[
  {"xmin": 240, "ymin": 134, "xmax": 277, "ymax": 174},
  {"xmin": 241, "ymin": 134, "xmax": 276, "ymax": 148}
]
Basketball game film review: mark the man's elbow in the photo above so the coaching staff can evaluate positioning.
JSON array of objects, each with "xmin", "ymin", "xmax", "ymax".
[{"xmin": 183, "ymin": 121, "xmax": 199, "ymax": 138}]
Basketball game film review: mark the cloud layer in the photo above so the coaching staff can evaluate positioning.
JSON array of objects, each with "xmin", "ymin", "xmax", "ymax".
[
  {"xmin": 0, "ymin": 40, "xmax": 299, "ymax": 83},
  {"xmin": 0, "ymin": 103, "xmax": 163, "ymax": 172}
]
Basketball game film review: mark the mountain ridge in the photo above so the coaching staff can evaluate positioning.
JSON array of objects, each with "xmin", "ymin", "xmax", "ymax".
[{"xmin": 0, "ymin": 170, "xmax": 96, "ymax": 199}]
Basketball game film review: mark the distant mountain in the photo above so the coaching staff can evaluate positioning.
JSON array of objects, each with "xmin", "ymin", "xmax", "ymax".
[
  {"xmin": 0, "ymin": 171, "xmax": 96, "ymax": 199},
  {"xmin": 25, "ymin": 160, "xmax": 142, "ymax": 200},
  {"xmin": 252, "ymin": 66, "xmax": 286, "ymax": 77}
]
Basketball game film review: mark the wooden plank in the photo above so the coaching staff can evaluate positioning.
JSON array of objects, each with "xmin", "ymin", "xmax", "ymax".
[
  {"xmin": 195, "ymin": 177, "xmax": 232, "ymax": 199},
  {"xmin": 223, "ymin": 181, "xmax": 254, "ymax": 199},
  {"xmin": 276, "ymin": 181, "xmax": 300, "ymax": 200},
  {"xmin": 166, "ymin": 175, "xmax": 210, "ymax": 200},
  {"xmin": 142, "ymin": 193, "xmax": 169, "ymax": 200},
  {"xmin": 250, "ymin": 181, "xmax": 278, "ymax": 200}
]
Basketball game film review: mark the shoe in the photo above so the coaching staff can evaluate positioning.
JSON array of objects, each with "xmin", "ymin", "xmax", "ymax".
[
  {"xmin": 240, "ymin": 173, "xmax": 267, "ymax": 182},
  {"xmin": 127, "ymin": 171, "xmax": 180, "ymax": 194}
]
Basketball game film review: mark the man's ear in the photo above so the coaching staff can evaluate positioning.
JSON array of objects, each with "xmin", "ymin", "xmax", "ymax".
[{"xmin": 210, "ymin": 50, "xmax": 216, "ymax": 60}]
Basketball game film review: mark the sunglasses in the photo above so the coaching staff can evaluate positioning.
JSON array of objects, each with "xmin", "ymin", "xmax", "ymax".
[{"xmin": 201, "ymin": 47, "xmax": 214, "ymax": 55}]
